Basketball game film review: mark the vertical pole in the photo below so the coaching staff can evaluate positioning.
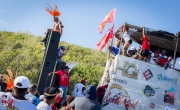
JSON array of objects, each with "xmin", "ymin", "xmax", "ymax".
[{"xmin": 173, "ymin": 37, "xmax": 179, "ymax": 69}]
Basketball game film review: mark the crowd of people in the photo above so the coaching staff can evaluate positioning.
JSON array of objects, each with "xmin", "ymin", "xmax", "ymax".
[
  {"xmin": 109, "ymin": 26, "xmax": 172, "ymax": 69},
  {"xmin": 0, "ymin": 73, "xmax": 107, "ymax": 110}
]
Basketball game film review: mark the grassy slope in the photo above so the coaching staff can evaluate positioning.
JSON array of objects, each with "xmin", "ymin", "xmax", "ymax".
[{"xmin": 0, "ymin": 31, "xmax": 106, "ymax": 92}]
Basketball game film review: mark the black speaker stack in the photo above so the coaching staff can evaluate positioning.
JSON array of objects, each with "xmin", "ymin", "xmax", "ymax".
[{"xmin": 37, "ymin": 30, "xmax": 62, "ymax": 95}]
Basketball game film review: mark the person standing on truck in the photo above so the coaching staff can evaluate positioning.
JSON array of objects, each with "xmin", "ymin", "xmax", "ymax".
[
  {"xmin": 138, "ymin": 27, "xmax": 150, "ymax": 61},
  {"xmin": 122, "ymin": 26, "xmax": 132, "ymax": 56},
  {"xmin": 108, "ymin": 26, "xmax": 124, "ymax": 56}
]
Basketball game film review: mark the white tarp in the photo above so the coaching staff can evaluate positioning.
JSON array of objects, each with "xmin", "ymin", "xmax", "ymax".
[
  {"xmin": 66, "ymin": 62, "xmax": 79, "ymax": 73},
  {"xmin": 102, "ymin": 55, "xmax": 180, "ymax": 110}
]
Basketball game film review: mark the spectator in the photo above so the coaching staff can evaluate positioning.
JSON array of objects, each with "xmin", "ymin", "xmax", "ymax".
[
  {"xmin": 165, "ymin": 57, "xmax": 173, "ymax": 70},
  {"xmin": 49, "ymin": 66, "xmax": 70, "ymax": 103},
  {"xmin": 57, "ymin": 46, "xmax": 67, "ymax": 67},
  {"xmin": 159, "ymin": 50, "xmax": 168, "ymax": 67},
  {"xmin": 127, "ymin": 46, "xmax": 138, "ymax": 59},
  {"xmin": 61, "ymin": 95, "xmax": 75, "ymax": 110},
  {"xmin": 73, "ymin": 79, "xmax": 86, "ymax": 97},
  {"xmin": 97, "ymin": 84, "xmax": 108, "ymax": 105},
  {"xmin": 0, "ymin": 80, "xmax": 5, "ymax": 92},
  {"xmin": 39, "ymin": 95, "xmax": 44, "ymax": 101},
  {"xmin": 108, "ymin": 26, "xmax": 124, "ymax": 55},
  {"xmin": 25, "ymin": 84, "xmax": 40, "ymax": 106},
  {"xmin": 70, "ymin": 85, "xmax": 101, "ymax": 110},
  {"xmin": 0, "ymin": 76, "xmax": 37, "ymax": 110},
  {"xmin": 150, "ymin": 51, "xmax": 159, "ymax": 65},
  {"xmin": 138, "ymin": 27, "xmax": 150, "ymax": 61},
  {"xmin": 51, "ymin": 88, "xmax": 64, "ymax": 109},
  {"xmin": 36, "ymin": 87, "xmax": 57, "ymax": 110},
  {"xmin": 122, "ymin": 26, "xmax": 132, "ymax": 56}
]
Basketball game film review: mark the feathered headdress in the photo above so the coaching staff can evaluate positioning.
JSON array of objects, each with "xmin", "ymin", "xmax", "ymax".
[
  {"xmin": 45, "ymin": 4, "xmax": 61, "ymax": 17},
  {"xmin": 0, "ymin": 68, "xmax": 14, "ymax": 89}
]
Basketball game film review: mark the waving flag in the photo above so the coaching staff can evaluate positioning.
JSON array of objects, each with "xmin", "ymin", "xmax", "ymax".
[
  {"xmin": 97, "ymin": 27, "xmax": 114, "ymax": 51},
  {"xmin": 98, "ymin": 8, "xmax": 116, "ymax": 33}
]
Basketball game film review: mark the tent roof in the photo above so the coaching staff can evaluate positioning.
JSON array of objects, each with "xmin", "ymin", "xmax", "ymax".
[{"xmin": 115, "ymin": 23, "xmax": 180, "ymax": 57}]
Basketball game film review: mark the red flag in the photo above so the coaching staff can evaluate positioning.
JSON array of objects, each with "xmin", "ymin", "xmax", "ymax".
[
  {"xmin": 98, "ymin": 8, "xmax": 116, "ymax": 33},
  {"xmin": 97, "ymin": 27, "xmax": 114, "ymax": 51}
]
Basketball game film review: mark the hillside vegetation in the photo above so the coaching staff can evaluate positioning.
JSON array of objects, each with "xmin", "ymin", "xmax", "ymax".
[{"xmin": 0, "ymin": 31, "xmax": 106, "ymax": 92}]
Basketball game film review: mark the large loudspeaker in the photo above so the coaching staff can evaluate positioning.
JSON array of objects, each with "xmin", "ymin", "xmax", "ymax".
[{"xmin": 37, "ymin": 30, "xmax": 62, "ymax": 95}]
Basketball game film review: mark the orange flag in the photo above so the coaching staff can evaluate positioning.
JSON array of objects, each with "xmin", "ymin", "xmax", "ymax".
[
  {"xmin": 97, "ymin": 27, "xmax": 114, "ymax": 51},
  {"xmin": 98, "ymin": 8, "xmax": 116, "ymax": 33}
]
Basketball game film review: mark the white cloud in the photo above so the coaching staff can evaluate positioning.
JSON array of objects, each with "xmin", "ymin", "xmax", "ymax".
[{"xmin": 0, "ymin": 19, "xmax": 7, "ymax": 25}]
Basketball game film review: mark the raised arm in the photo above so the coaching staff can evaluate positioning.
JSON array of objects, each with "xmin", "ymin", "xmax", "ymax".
[
  {"xmin": 58, "ymin": 22, "xmax": 62, "ymax": 35},
  {"xmin": 142, "ymin": 27, "xmax": 145, "ymax": 37}
]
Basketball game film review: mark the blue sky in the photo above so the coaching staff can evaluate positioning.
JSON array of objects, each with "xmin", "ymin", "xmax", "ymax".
[{"xmin": 0, "ymin": 0, "xmax": 180, "ymax": 50}]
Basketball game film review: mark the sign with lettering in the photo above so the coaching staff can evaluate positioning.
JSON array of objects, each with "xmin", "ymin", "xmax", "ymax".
[{"xmin": 101, "ymin": 55, "xmax": 180, "ymax": 110}]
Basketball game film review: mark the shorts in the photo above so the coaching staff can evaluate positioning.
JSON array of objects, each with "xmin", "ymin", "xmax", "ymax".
[
  {"xmin": 141, "ymin": 49, "xmax": 149, "ymax": 57},
  {"xmin": 127, "ymin": 39, "xmax": 132, "ymax": 44},
  {"xmin": 112, "ymin": 46, "xmax": 119, "ymax": 55},
  {"xmin": 56, "ymin": 57, "xmax": 64, "ymax": 63}
]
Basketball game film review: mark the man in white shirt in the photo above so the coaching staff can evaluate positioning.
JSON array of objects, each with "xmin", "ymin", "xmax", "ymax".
[
  {"xmin": 36, "ymin": 87, "xmax": 57, "ymax": 110},
  {"xmin": 0, "ymin": 76, "xmax": 37, "ymax": 110},
  {"xmin": 57, "ymin": 46, "xmax": 66, "ymax": 67},
  {"xmin": 73, "ymin": 80, "xmax": 86, "ymax": 97}
]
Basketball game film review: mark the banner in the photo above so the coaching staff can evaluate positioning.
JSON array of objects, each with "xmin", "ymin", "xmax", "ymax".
[{"xmin": 102, "ymin": 55, "xmax": 180, "ymax": 110}]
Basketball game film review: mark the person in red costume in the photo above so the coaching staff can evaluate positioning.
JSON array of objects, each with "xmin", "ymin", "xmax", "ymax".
[
  {"xmin": 97, "ymin": 84, "xmax": 108, "ymax": 105},
  {"xmin": 138, "ymin": 27, "xmax": 150, "ymax": 61}
]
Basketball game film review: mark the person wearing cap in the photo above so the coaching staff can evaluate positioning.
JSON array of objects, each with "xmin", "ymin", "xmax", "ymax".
[
  {"xmin": 49, "ymin": 66, "xmax": 70, "ymax": 103},
  {"xmin": 70, "ymin": 85, "xmax": 101, "ymax": 110},
  {"xmin": 127, "ymin": 46, "xmax": 138, "ymax": 59},
  {"xmin": 37, "ymin": 87, "xmax": 57, "ymax": 110},
  {"xmin": 39, "ymin": 95, "xmax": 45, "ymax": 101},
  {"xmin": 73, "ymin": 79, "xmax": 86, "ymax": 97},
  {"xmin": 0, "ymin": 76, "xmax": 37, "ymax": 110},
  {"xmin": 138, "ymin": 27, "xmax": 150, "ymax": 61},
  {"xmin": 97, "ymin": 84, "xmax": 108, "ymax": 105},
  {"xmin": 25, "ymin": 84, "xmax": 40, "ymax": 106},
  {"xmin": 57, "ymin": 46, "xmax": 67, "ymax": 67}
]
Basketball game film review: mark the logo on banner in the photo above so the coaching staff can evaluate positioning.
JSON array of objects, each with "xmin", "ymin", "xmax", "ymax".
[
  {"xmin": 102, "ymin": 84, "xmax": 139, "ymax": 110},
  {"xmin": 114, "ymin": 61, "xmax": 139, "ymax": 80},
  {"xmin": 149, "ymin": 103, "xmax": 155, "ymax": 109},
  {"xmin": 143, "ymin": 69, "xmax": 153, "ymax": 81},
  {"xmin": 164, "ymin": 87, "xmax": 175, "ymax": 105},
  {"xmin": 157, "ymin": 74, "xmax": 178, "ymax": 84},
  {"xmin": 142, "ymin": 85, "xmax": 155, "ymax": 97},
  {"xmin": 113, "ymin": 78, "xmax": 127, "ymax": 84}
]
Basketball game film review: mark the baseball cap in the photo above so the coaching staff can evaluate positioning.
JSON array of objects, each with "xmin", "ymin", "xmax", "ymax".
[
  {"xmin": 130, "ymin": 46, "xmax": 136, "ymax": 50},
  {"xmin": 14, "ymin": 76, "xmax": 30, "ymax": 89},
  {"xmin": 84, "ymin": 85, "xmax": 97, "ymax": 100},
  {"xmin": 63, "ymin": 66, "xmax": 70, "ymax": 69},
  {"xmin": 39, "ymin": 95, "xmax": 44, "ymax": 100},
  {"xmin": 60, "ymin": 46, "xmax": 66, "ymax": 50}
]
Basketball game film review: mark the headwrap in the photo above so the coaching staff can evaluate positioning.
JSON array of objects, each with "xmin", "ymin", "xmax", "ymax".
[
  {"xmin": 0, "ymin": 68, "xmax": 14, "ymax": 90},
  {"xmin": 45, "ymin": 4, "xmax": 61, "ymax": 17}
]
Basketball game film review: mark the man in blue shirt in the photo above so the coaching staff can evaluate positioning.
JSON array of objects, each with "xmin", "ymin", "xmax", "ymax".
[{"xmin": 25, "ymin": 84, "xmax": 40, "ymax": 106}]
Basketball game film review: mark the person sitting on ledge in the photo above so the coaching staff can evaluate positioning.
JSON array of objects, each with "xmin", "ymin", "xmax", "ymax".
[
  {"xmin": 57, "ymin": 46, "xmax": 66, "ymax": 67},
  {"xmin": 41, "ymin": 4, "xmax": 64, "ymax": 50}
]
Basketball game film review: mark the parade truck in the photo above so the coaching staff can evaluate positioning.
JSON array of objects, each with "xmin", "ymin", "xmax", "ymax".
[{"xmin": 98, "ymin": 23, "xmax": 180, "ymax": 110}]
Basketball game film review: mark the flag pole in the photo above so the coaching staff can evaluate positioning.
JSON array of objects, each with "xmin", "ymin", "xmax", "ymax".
[{"xmin": 106, "ymin": 7, "xmax": 116, "ymax": 60}]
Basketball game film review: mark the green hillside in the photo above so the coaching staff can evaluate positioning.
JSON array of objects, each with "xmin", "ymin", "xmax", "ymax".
[{"xmin": 0, "ymin": 31, "xmax": 106, "ymax": 92}]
